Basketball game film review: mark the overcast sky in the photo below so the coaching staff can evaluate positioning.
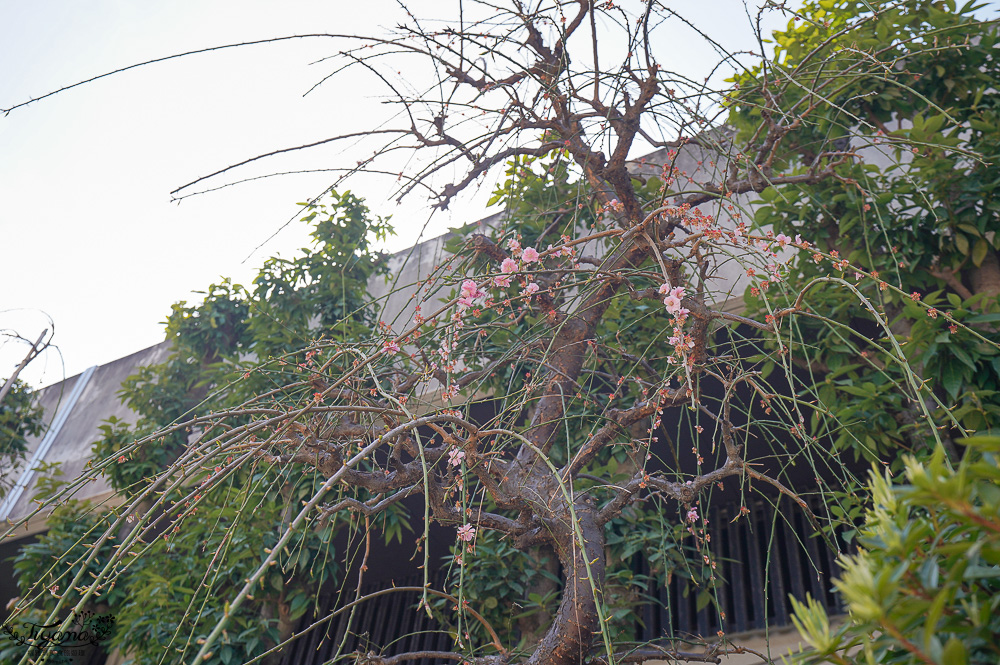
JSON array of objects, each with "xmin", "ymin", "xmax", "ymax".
[{"xmin": 1, "ymin": 0, "xmax": 810, "ymax": 389}]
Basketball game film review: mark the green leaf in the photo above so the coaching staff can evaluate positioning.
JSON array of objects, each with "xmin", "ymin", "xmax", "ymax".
[
  {"xmin": 942, "ymin": 637, "xmax": 968, "ymax": 665},
  {"xmin": 972, "ymin": 238, "xmax": 989, "ymax": 266},
  {"xmin": 955, "ymin": 233, "xmax": 970, "ymax": 255},
  {"xmin": 941, "ymin": 361, "xmax": 964, "ymax": 399},
  {"xmin": 965, "ymin": 313, "xmax": 1000, "ymax": 324}
]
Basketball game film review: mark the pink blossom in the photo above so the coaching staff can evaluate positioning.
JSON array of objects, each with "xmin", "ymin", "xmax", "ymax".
[
  {"xmin": 501, "ymin": 257, "xmax": 518, "ymax": 273},
  {"xmin": 671, "ymin": 287, "xmax": 686, "ymax": 300},
  {"xmin": 775, "ymin": 233, "xmax": 791, "ymax": 247},
  {"xmin": 448, "ymin": 448, "xmax": 466, "ymax": 467},
  {"xmin": 507, "ymin": 238, "xmax": 522, "ymax": 254},
  {"xmin": 658, "ymin": 283, "xmax": 671, "ymax": 295},
  {"xmin": 663, "ymin": 295, "xmax": 682, "ymax": 313},
  {"xmin": 457, "ymin": 524, "xmax": 476, "ymax": 542},
  {"xmin": 493, "ymin": 275, "xmax": 512, "ymax": 288},
  {"xmin": 461, "ymin": 279, "xmax": 484, "ymax": 300},
  {"xmin": 523, "ymin": 282, "xmax": 540, "ymax": 296},
  {"xmin": 383, "ymin": 340, "xmax": 400, "ymax": 355},
  {"xmin": 548, "ymin": 243, "xmax": 575, "ymax": 258},
  {"xmin": 521, "ymin": 247, "xmax": 540, "ymax": 263},
  {"xmin": 686, "ymin": 508, "xmax": 699, "ymax": 523}
]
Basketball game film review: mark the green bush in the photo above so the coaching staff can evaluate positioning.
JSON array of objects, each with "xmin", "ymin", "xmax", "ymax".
[{"xmin": 790, "ymin": 436, "xmax": 1000, "ymax": 664}]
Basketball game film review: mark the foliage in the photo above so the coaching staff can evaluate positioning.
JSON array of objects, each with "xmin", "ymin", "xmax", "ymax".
[
  {"xmin": 0, "ymin": 378, "xmax": 45, "ymax": 497},
  {"xmin": 7, "ymin": 192, "xmax": 392, "ymax": 665},
  {"xmin": 789, "ymin": 436, "xmax": 1000, "ymax": 664},
  {"xmin": 730, "ymin": 0, "xmax": 1000, "ymax": 464},
  {"xmin": 107, "ymin": 468, "xmax": 341, "ymax": 665},
  {"xmin": 10, "ymin": 501, "xmax": 124, "ymax": 613},
  {"xmin": 93, "ymin": 191, "xmax": 392, "ymax": 497}
]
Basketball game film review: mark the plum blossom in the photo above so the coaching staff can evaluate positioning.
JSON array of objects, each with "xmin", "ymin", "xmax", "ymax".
[
  {"xmin": 523, "ymin": 282, "xmax": 540, "ymax": 296},
  {"xmin": 775, "ymin": 233, "xmax": 792, "ymax": 247},
  {"xmin": 686, "ymin": 507, "xmax": 699, "ymax": 523},
  {"xmin": 663, "ymin": 295, "xmax": 682, "ymax": 313},
  {"xmin": 461, "ymin": 279, "xmax": 485, "ymax": 300},
  {"xmin": 507, "ymin": 238, "xmax": 522, "ymax": 254},
  {"xmin": 458, "ymin": 279, "xmax": 485, "ymax": 310},
  {"xmin": 521, "ymin": 247, "xmax": 540, "ymax": 263},
  {"xmin": 501, "ymin": 257, "xmax": 518, "ymax": 273},
  {"xmin": 548, "ymin": 243, "xmax": 575, "ymax": 258},
  {"xmin": 494, "ymin": 274, "xmax": 512, "ymax": 288},
  {"xmin": 448, "ymin": 448, "xmax": 466, "ymax": 467},
  {"xmin": 383, "ymin": 340, "xmax": 401, "ymax": 355},
  {"xmin": 659, "ymin": 285, "xmax": 686, "ymax": 302},
  {"xmin": 457, "ymin": 524, "xmax": 476, "ymax": 542},
  {"xmin": 669, "ymin": 334, "xmax": 695, "ymax": 350}
]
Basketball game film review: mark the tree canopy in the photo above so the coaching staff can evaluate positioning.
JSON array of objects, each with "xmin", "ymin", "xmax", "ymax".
[{"xmin": 3, "ymin": 2, "xmax": 999, "ymax": 665}]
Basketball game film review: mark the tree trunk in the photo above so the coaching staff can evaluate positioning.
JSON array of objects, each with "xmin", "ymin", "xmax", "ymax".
[
  {"xmin": 971, "ymin": 250, "xmax": 1000, "ymax": 299},
  {"xmin": 525, "ymin": 508, "xmax": 606, "ymax": 665}
]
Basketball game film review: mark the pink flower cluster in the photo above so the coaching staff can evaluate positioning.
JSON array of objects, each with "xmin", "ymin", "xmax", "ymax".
[
  {"xmin": 448, "ymin": 448, "xmax": 466, "ymax": 467},
  {"xmin": 494, "ymin": 257, "xmax": 519, "ymax": 287},
  {"xmin": 658, "ymin": 284, "xmax": 689, "ymax": 316},
  {"xmin": 546, "ymin": 236, "xmax": 576, "ymax": 258},
  {"xmin": 458, "ymin": 279, "xmax": 485, "ymax": 310},
  {"xmin": 657, "ymin": 284, "xmax": 694, "ymax": 365},
  {"xmin": 490, "ymin": 243, "xmax": 557, "ymax": 293},
  {"xmin": 457, "ymin": 524, "xmax": 476, "ymax": 542},
  {"xmin": 604, "ymin": 198, "xmax": 625, "ymax": 213}
]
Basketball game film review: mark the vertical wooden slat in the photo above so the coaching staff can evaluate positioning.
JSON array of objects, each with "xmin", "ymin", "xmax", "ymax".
[
  {"xmin": 744, "ymin": 503, "xmax": 768, "ymax": 629},
  {"xmin": 724, "ymin": 504, "xmax": 750, "ymax": 633}
]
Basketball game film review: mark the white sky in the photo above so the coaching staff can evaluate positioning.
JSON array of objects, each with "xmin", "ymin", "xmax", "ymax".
[{"xmin": 1, "ymin": 0, "xmax": 803, "ymax": 389}]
